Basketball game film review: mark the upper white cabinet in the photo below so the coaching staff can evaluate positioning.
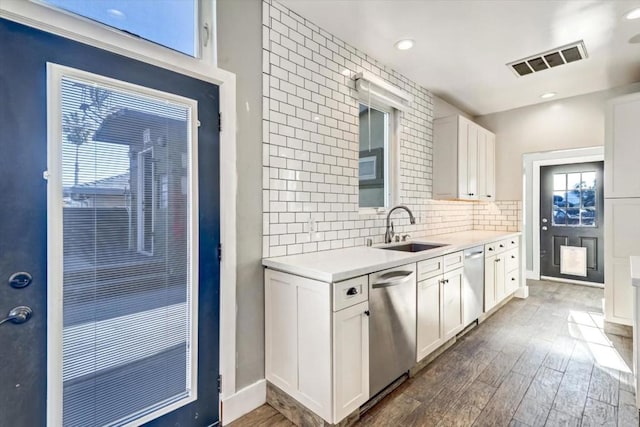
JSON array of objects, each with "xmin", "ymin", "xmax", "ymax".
[
  {"xmin": 605, "ymin": 93, "xmax": 640, "ymax": 198},
  {"xmin": 433, "ymin": 115, "xmax": 496, "ymax": 201}
]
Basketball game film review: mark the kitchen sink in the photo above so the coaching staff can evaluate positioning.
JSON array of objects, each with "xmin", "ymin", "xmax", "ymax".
[{"xmin": 379, "ymin": 242, "xmax": 447, "ymax": 252}]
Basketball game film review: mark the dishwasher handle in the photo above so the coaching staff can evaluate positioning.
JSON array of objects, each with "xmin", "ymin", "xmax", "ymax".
[
  {"xmin": 371, "ymin": 270, "xmax": 414, "ymax": 289},
  {"xmin": 465, "ymin": 251, "xmax": 484, "ymax": 260}
]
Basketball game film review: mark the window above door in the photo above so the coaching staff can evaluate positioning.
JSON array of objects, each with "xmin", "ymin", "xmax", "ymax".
[{"xmin": 37, "ymin": 0, "xmax": 210, "ymax": 58}]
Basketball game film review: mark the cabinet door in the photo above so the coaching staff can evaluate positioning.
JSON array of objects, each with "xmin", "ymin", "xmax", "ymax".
[
  {"xmin": 485, "ymin": 132, "xmax": 496, "ymax": 200},
  {"xmin": 458, "ymin": 118, "xmax": 471, "ymax": 199},
  {"xmin": 417, "ymin": 276, "xmax": 443, "ymax": 362},
  {"xmin": 466, "ymin": 124, "xmax": 479, "ymax": 199},
  {"xmin": 495, "ymin": 257, "xmax": 506, "ymax": 302},
  {"xmin": 333, "ymin": 301, "xmax": 369, "ymax": 423},
  {"xmin": 484, "ymin": 255, "xmax": 497, "ymax": 311},
  {"xmin": 604, "ymin": 198, "xmax": 640, "ymax": 325},
  {"xmin": 605, "ymin": 95, "xmax": 640, "ymax": 198},
  {"xmin": 477, "ymin": 128, "xmax": 487, "ymax": 200},
  {"xmin": 443, "ymin": 268, "xmax": 464, "ymax": 340},
  {"xmin": 265, "ymin": 270, "xmax": 299, "ymax": 391}
]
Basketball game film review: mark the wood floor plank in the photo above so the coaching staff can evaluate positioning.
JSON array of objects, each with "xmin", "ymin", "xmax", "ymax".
[
  {"xmin": 551, "ymin": 359, "xmax": 593, "ymax": 418},
  {"xmin": 356, "ymin": 391, "xmax": 421, "ymax": 426},
  {"xmin": 617, "ymin": 389, "xmax": 640, "ymax": 427},
  {"xmin": 229, "ymin": 404, "xmax": 294, "ymax": 427},
  {"xmin": 437, "ymin": 380, "xmax": 496, "ymax": 427},
  {"xmin": 477, "ymin": 343, "xmax": 527, "ymax": 388},
  {"xmin": 512, "ymin": 339, "xmax": 552, "ymax": 379},
  {"xmin": 513, "ymin": 367, "xmax": 563, "ymax": 427},
  {"xmin": 544, "ymin": 409, "xmax": 581, "ymax": 427},
  {"xmin": 473, "ymin": 372, "xmax": 530, "ymax": 427},
  {"xmin": 543, "ymin": 335, "xmax": 575, "ymax": 373},
  {"xmin": 581, "ymin": 398, "xmax": 617, "ymax": 427},
  {"xmin": 587, "ymin": 365, "xmax": 619, "ymax": 406}
]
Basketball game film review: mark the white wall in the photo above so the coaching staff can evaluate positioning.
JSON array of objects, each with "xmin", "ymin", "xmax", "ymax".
[
  {"xmin": 217, "ymin": 0, "xmax": 264, "ymax": 390},
  {"xmin": 433, "ymin": 95, "xmax": 472, "ymax": 120},
  {"xmin": 476, "ymin": 83, "xmax": 640, "ymax": 201}
]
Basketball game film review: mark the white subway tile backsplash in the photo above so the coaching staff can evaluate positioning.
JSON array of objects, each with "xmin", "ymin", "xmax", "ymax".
[{"xmin": 262, "ymin": 1, "xmax": 522, "ymax": 257}]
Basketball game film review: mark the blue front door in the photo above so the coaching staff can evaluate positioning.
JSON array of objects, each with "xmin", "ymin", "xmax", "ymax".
[{"xmin": 0, "ymin": 18, "xmax": 220, "ymax": 426}]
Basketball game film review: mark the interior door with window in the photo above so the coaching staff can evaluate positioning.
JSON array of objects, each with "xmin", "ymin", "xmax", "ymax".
[
  {"xmin": 0, "ymin": 18, "xmax": 220, "ymax": 427},
  {"xmin": 540, "ymin": 162, "xmax": 604, "ymax": 283}
]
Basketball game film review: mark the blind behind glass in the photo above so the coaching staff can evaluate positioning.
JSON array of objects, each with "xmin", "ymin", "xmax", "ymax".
[{"xmin": 59, "ymin": 76, "xmax": 193, "ymax": 426}]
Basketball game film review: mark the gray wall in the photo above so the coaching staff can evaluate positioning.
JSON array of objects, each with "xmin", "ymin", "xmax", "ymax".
[
  {"xmin": 216, "ymin": 0, "xmax": 264, "ymax": 390},
  {"xmin": 433, "ymin": 95, "xmax": 472, "ymax": 120},
  {"xmin": 476, "ymin": 83, "xmax": 640, "ymax": 201}
]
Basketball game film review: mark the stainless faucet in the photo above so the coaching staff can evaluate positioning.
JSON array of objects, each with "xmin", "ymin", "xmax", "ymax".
[{"xmin": 384, "ymin": 205, "xmax": 416, "ymax": 243}]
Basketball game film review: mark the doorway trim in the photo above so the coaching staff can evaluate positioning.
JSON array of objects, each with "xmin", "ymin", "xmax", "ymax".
[
  {"xmin": 0, "ymin": 0, "xmax": 239, "ymax": 414},
  {"xmin": 526, "ymin": 147, "xmax": 604, "ymax": 280}
]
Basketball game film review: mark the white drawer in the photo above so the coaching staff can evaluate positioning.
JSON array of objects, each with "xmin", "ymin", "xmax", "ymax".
[
  {"xmin": 506, "ymin": 270, "xmax": 520, "ymax": 293},
  {"xmin": 505, "ymin": 248, "xmax": 519, "ymax": 273},
  {"xmin": 443, "ymin": 251, "xmax": 464, "ymax": 272},
  {"xmin": 507, "ymin": 236, "xmax": 519, "ymax": 249},
  {"xmin": 485, "ymin": 242, "xmax": 498, "ymax": 255},
  {"xmin": 418, "ymin": 256, "xmax": 444, "ymax": 281},
  {"xmin": 333, "ymin": 275, "xmax": 368, "ymax": 311},
  {"xmin": 496, "ymin": 239, "xmax": 510, "ymax": 253}
]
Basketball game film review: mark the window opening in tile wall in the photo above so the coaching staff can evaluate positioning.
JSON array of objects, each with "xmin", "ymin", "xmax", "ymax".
[
  {"xmin": 40, "ymin": 0, "xmax": 199, "ymax": 56},
  {"xmin": 358, "ymin": 102, "xmax": 392, "ymax": 209}
]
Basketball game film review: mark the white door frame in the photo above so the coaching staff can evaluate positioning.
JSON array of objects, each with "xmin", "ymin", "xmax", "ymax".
[
  {"xmin": 526, "ymin": 147, "xmax": 604, "ymax": 280},
  {"xmin": 0, "ymin": 0, "xmax": 239, "ymax": 414}
]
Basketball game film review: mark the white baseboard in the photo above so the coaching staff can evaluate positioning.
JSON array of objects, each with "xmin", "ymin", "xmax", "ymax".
[
  {"xmin": 514, "ymin": 285, "xmax": 529, "ymax": 299},
  {"xmin": 221, "ymin": 379, "xmax": 266, "ymax": 425}
]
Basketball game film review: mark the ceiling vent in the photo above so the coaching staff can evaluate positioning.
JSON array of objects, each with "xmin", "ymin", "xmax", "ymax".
[{"xmin": 507, "ymin": 41, "xmax": 588, "ymax": 77}]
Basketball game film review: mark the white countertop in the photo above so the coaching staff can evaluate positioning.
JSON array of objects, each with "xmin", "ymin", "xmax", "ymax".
[
  {"xmin": 631, "ymin": 256, "xmax": 640, "ymax": 287},
  {"xmin": 262, "ymin": 230, "xmax": 521, "ymax": 283}
]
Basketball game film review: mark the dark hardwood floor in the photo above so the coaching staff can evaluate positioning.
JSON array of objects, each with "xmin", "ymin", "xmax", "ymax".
[{"xmin": 230, "ymin": 280, "xmax": 638, "ymax": 426}]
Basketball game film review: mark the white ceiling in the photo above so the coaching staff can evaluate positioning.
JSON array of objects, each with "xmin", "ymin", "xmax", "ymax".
[{"xmin": 279, "ymin": 0, "xmax": 640, "ymax": 115}]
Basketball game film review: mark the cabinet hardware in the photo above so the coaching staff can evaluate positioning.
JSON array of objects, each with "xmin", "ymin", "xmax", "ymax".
[
  {"xmin": 499, "ymin": 244, "xmax": 504, "ymax": 248},
  {"xmin": 511, "ymin": 277, "xmax": 516, "ymax": 281},
  {"xmin": 364, "ymin": 310, "xmax": 370, "ymax": 316},
  {"xmin": 511, "ymin": 255, "xmax": 516, "ymax": 259},
  {"xmin": 346, "ymin": 287, "xmax": 358, "ymax": 296},
  {"xmin": 488, "ymin": 247, "xmax": 494, "ymax": 251}
]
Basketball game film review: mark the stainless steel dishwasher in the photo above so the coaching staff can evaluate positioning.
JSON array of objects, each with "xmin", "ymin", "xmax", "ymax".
[
  {"xmin": 463, "ymin": 246, "xmax": 485, "ymax": 326},
  {"xmin": 368, "ymin": 263, "xmax": 416, "ymax": 398}
]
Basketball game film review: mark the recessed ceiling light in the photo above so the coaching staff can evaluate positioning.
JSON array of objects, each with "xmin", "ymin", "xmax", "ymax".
[
  {"xmin": 107, "ymin": 8, "xmax": 125, "ymax": 19},
  {"xmin": 394, "ymin": 39, "xmax": 414, "ymax": 51},
  {"xmin": 624, "ymin": 7, "xmax": 640, "ymax": 20},
  {"xmin": 540, "ymin": 92, "xmax": 556, "ymax": 99}
]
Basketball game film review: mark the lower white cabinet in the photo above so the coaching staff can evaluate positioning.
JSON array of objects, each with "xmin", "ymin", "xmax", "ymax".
[
  {"xmin": 417, "ymin": 276, "xmax": 442, "ymax": 361},
  {"xmin": 265, "ymin": 269, "xmax": 369, "ymax": 424},
  {"xmin": 333, "ymin": 301, "xmax": 369, "ymax": 422},
  {"xmin": 442, "ymin": 268, "xmax": 464, "ymax": 340},
  {"xmin": 485, "ymin": 238, "xmax": 520, "ymax": 312},
  {"xmin": 416, "ymin": 253, "xmax": 464, "ymax": 363}
]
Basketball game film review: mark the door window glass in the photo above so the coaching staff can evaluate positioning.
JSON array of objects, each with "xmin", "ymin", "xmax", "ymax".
[
  {"xmin": 55, "ymin": 69, "xmax": 197, "ymax": 426},
  {"xmin": 552, "ymin": 172, "xmax": 596, "ymax": 226}
]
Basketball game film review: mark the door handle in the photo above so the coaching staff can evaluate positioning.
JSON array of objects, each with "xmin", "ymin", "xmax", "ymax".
[
  {"xmin": 371, "ymin": 271, "xmax": 414, "ymax": 288},
  {"xmin": 0, "ymin": 306, "xmax": 32, "ymax": 326}
]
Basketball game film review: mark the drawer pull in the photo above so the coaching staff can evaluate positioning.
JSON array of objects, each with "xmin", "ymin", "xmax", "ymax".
[
  {"xmin": 511, "ymin": 255, "xmax": 516, "ymax": 259},
  {"xmin": 346, "ymin": 287, "xmax": 358, "ymax": 296},
  {"xmin": 499, "ymin": 244, "xmax": 504, "ymax": 248},
  {"xmin": 488, "ymin": 247, "xmax": 494, "ymax": 251},
  {"xmin": 511, "ymin": 277, "xmax": 516, "ymax": 281},
  {"xmin": 364, "ymin": 310, "xmax": 370, "ymax": 316}
]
